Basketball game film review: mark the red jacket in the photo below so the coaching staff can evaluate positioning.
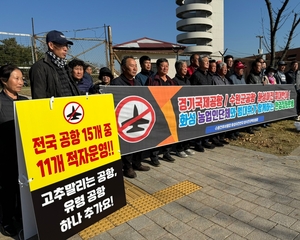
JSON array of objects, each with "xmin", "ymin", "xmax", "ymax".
[{"xmin": 187, "ymin": 65, "xmax": 197, "ymax": 78}]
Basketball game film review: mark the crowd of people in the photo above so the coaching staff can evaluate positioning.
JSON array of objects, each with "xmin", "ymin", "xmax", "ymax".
[{"xmin": 1, "ymin": 29, "xmax": 299, "ymax": 237}]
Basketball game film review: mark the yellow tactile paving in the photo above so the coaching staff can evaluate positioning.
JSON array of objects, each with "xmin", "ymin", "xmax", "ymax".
[
  {"xmin": 79, "ymin": 180, "xmax": 202, "ymax": 240},
  {"xmin": 128, "ymin": 194, "xmax": 165, "ymax": 214},
  {"xmin": 152, "ymin": 187, "xmax": 186, "ymax": 203},
  {"xmin": 106, "ymin": 204, "xmax": 142, "ymax": 225},
  {"xmin": 123, "ymin": 180, "xmax": 150, "ymax": 202},
  {"xmin": 173, "ymin": 180, "xmax": 202, "ymax": 195}
]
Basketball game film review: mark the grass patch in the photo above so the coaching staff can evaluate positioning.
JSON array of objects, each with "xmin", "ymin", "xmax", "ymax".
[{"xmin": 228, "ymin": 119, "xmax": 300, "ymax": 156}]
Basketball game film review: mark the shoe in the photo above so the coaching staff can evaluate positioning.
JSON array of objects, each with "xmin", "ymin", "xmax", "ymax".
[
  {"xmin": 228, "ymin": 134, "xmax": 237, "ymax": 140},
  {"xmin": 133, "ymin": 164, "xmax": 150, "ymax": 171},
  {"xmin": 176, "ymin": 151, "xmax": 188, "ymax": 158},
  {"xmin": 253, "ymin": 126, "xmax": 260, "ymax": 131},
  {"xmin": 162, "ymin": 153, "xmax": 175, "ymax": 162},
  {"xmin": 266, "ymin": 123, "xmax": 271, "ymax": 127},
  {"xmin": 294, "ymin": 115, "xmax": 300, "ymax": 121},
  {"xmin": 150, "ymin": 158, "xmax": 160, "ymax": 167},
  {"xmin": 262, "ymin": 124, "xmax": 267, "ymax": 128},
  {"xmin": 234, "ymin": 132, "xmax": 243, "ymax": 137},
  {"xmin": 247, "ymin": 129, "xmax": 255, "ymax": 134},
  {"xmin": 202, "ymin": 142, "xmax": 215, "ymax": 149},
  {"xmin": 184, "ymin": 149, "xmax": 195, "ymax": 155},
  {"xmin": 123, "ymin": 168, "xmax": 137, "ymax": 178},
  {"xmin": 212, "ymin": 140, "xmax": 224, "ymax": 147},
  {"xmin": 211, "ymin": 137, "xmax": 224, "ymax": 147},
  {"xmin": 194, "ymin": 145, "xmax": 205, "ymax": 152},
  {"xmin": 0, "ymin": 223, "xmax": 17, "ymax": 237},
  {"xmin": 219, "ymin": 138, "xmax": 229, "ymax": 144}
]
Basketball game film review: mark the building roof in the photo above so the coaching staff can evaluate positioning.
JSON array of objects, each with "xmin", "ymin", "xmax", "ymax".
[{"xmin": 113, "ymin": 37, "xmax": 186, "ymax": 51}]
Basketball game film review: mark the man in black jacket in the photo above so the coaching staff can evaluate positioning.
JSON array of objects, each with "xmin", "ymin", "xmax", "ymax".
[
  {"xmin": 189, "ymin": 56, "xmax": 216, "ymax": 151},
  {"xmin": 110, "ymin": 56, "xmax": 150, "ymax": 178},
  {"xmin": 29, "ymin": 30, "xmax": 80, "ymax": 99}
]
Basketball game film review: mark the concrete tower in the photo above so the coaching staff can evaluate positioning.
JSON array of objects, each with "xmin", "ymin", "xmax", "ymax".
[{"xmin": 175, "ymin": 0, "xmax": 224, "ymax": 57}]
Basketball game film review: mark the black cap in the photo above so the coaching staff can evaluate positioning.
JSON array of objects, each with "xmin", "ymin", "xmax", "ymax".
[
  {"xmin": 98, "ymin": 67, "xmax": 113, "ymax": 80},
  {"xmin": 278, "ymin": 61, "xmax": 287, "ymax": 66},
  {"xmin": 46, "ymin": 30, "xmax": 73, "ymax": 45},
  {"xmin": 266, "ymin": 66, "xmax": 277, "ymax": 74}
]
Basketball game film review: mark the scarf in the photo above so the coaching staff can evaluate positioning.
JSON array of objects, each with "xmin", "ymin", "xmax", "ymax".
[{"xmin": 47, "ymin": 51, "xmax": 67, "ymax": 68}]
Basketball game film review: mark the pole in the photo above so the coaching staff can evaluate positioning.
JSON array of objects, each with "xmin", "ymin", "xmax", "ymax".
[
  {"xmin": 256, "ymin": 35, "xmax": 263, "ymax": 55},
  {"xmin": 107, "ymin": 26, "xmax": 114, "ymax": 77},
  {"xmin": 104, "ymin": 24, "xmax": 109, "ymax": 67},
  {"xmin": 219, "ymin": 48, "xmax": 227, "ymax": 61},
  {"xmin": 31, "ymin": 18, "xmax": 38, "ymax": 63}
]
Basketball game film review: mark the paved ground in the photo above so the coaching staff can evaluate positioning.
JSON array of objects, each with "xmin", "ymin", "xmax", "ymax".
[{"xmin": 2, "ymin": 144, "xmax": 300, "ymax": 240}]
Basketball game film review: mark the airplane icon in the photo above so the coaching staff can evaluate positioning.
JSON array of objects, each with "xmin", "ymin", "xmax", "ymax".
[
  {"xmin": 67, "ymin": 106, "xmax": 82, "ymax": 120},
  {"xmin": 122, "ymin": 105, "xmax": 149, "ymax": 133}
]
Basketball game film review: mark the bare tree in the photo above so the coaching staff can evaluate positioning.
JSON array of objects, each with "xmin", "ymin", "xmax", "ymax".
[{"xmin": 263, "ymin": 0, "xmax": 300, "ymax": 66}]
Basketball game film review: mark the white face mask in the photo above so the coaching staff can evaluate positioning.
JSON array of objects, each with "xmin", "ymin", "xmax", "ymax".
[{"xmin": 268, "ymin": 72, "xmax": 274, "ymax": 77}]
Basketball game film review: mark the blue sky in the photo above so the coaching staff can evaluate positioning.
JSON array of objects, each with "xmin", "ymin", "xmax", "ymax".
[{"xmin": 1, "ymin": 0, "xmax": 300, "ymax": 60}]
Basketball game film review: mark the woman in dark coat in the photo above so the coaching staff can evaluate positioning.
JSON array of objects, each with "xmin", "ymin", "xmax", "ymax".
[{"xmin": 0, "ymin": 64, "xmax": 28, "ymax": 236}]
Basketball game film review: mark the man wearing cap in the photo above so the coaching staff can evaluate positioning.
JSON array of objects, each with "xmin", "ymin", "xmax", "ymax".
[
  {"xmin": 229, "ymin": 61, "xmax": 250, "ymax": 136},
  {"xmin": 229, "ymin": 61, "xmax": 246, "ymax": 85},
  {"xmin": 274, "ymin": 61, "xmax": 287, "ymax": 84},
  {"xmin": 29, "ymin": 30, "xmax": 80, "ymax": 99}
]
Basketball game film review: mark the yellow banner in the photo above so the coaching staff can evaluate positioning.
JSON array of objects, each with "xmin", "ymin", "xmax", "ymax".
[{"xmin": 15, "ymin": 94, "xmax": 121, "ymax": 192}]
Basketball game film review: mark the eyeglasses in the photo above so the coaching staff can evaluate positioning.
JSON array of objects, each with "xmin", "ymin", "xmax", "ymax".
[{"xmin": 53, "ymin": 43, "xmax": 71, "ymax": 49}]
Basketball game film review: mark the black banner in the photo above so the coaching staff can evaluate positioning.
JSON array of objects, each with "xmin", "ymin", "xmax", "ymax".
[
  {"xmin": 100, "ymin": 84, "xmax": 296, "ymax": 155},
  {"xmin": 31, "ymin": 160, "xmax": 126, "ymax": 240}
]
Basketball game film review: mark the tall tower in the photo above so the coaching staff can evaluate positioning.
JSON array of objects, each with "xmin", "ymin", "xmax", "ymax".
[{"xmin": 175, "ymin": 0, "xmax": 224, "ymax": 57}]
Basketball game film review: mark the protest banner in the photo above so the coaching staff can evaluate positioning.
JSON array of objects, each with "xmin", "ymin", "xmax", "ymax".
[
  {"xmin": 100, "ymin": 84, "xmax": 297, "ymax": 155},
  {"xmin": 15, "ymin": 94, "xmax": 125, "ymax": 240}
]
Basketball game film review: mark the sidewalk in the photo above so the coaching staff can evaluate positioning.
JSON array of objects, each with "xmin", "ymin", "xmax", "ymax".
[{"xmin": 2, "ymin": 144, "xmax": 300, "ymax": 240}]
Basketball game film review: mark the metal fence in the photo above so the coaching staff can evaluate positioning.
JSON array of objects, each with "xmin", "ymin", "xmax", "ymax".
[{"xmin": 0, "ymin": 27, "xmax": 110, "ymax": 81}]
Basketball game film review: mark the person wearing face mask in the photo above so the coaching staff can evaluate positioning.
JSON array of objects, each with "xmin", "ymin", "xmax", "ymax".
[
  {"xmin": 265, "ymin": 66, "xmax": 277, "ymax": 85},
  {"xmin": 260, "ymin": 66, "xmax": 277, "ymax": 128},
  {"xmin": 98, "ymin": 67, "xmax": 113, "ymax": 86}
]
